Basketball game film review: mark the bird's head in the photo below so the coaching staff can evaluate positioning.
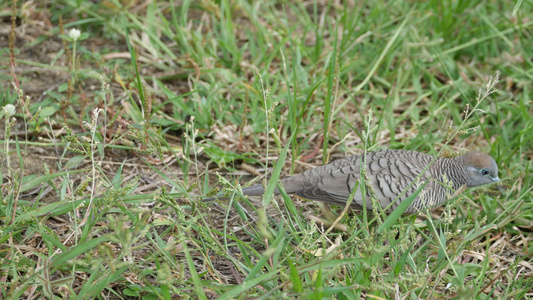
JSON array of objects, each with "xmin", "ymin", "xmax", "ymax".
[{"xmin": 460, "ymin": 151, "xmax": 500, "ymax": 187}]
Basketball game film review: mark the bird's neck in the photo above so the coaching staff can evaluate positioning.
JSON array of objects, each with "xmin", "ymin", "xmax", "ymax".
[{"xmin": 433, "ymin": 156, "xmax": 469, "ymax": 189}]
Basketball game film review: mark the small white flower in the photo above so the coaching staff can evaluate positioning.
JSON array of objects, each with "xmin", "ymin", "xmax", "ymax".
[
  {"xmin": 3, "ymin": 104, "xmax": 15, "ymax": 117},
  {"xmin": 68, "ymin": 28, "xmax": 81, "ymax": 41}
]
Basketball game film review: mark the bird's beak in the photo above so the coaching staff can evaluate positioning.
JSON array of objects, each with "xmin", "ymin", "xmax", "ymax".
[{"xmin": 491, "ymin": 177, "xmax": 505, "ymax": 193}]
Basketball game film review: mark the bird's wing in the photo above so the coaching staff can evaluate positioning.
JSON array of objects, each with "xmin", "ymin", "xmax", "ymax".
[
  {"xmin": 293, "ymin": 155, "xmax": 429, "ymax": 210},
  {"xmin": 293, "ymin": 162, "xmax": 369, "ymax": 208}
]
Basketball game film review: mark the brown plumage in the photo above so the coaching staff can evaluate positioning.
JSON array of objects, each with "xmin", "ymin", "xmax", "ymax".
[{"xmin": 206, "ymin": 150, "xmax": 500, "ymax": 214}]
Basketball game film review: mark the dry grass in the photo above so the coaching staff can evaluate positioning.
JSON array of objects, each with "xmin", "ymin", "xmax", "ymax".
[{"xmin": 0, "ymin": 0, "xmax": 532, "ymax": 299}]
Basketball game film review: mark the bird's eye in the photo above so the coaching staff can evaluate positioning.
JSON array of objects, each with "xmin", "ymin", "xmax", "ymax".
[{"xmin": 481, "ymin": 169, "xmax": 490, "ymax": 176}]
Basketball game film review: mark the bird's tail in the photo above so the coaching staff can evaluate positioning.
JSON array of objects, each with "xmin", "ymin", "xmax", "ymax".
[
  {"xmin": 202, "ymin": 183, "xmax": 271, "ymax": 202},
  {"xmin": 241, "ymin": 183, "xmax": 267, "ymax": 196}
]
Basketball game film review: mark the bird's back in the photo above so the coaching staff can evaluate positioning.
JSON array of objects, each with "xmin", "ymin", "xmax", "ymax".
[{"xmin": 281, "ymin": 150, "xmax": 437, "ymax": 211}]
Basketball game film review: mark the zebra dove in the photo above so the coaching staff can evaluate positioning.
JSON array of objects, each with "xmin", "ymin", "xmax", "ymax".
[{"xmin": 206, "ymin": 150, "xmax": 499, "ymax": 213}]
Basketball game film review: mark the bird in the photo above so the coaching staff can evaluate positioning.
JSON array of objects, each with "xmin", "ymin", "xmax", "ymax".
[{"xmin": 205, "ymin": 149, "xmax": 500, "ymax": 214}]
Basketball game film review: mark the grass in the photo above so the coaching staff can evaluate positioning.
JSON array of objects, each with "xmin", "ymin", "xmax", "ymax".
[{"xmin": 0, "ymin": 0, "xmax": 532, "ymax": 298}]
